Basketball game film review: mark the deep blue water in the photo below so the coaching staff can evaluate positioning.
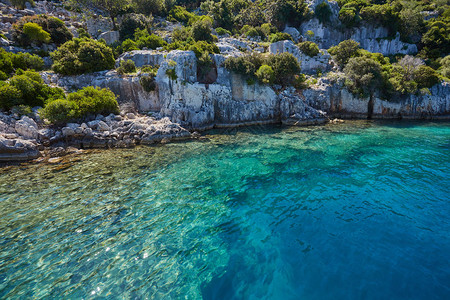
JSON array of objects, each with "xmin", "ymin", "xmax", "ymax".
[{"xmin": 0, "ymin": 120, "xmax": 449, "ymax": 299}]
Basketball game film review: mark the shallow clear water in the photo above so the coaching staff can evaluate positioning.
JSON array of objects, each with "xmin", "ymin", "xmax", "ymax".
[{"xmin": 0, "ymin": 120, "xmax": 449, "ymax": 299}]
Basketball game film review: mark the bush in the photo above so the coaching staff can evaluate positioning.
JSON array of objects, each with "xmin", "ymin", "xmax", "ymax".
[
  {"xmin": 51, "ymin": 38, "xmax": 115, "ymax": 75},
  {"xmin": 166, "ymin": 60, "xmax": 178, "ymax": 80},
  {"xmin": 328, "ymin": 39, "xmax": 360, "ymax": 68},
  {"xmin": 12, "ymin": 15, "xmax": 73, "ymax": 46},
  {"xmin": 266, "ymin": 0, "xmax": 312, "ymax": 30},
  {"xmin": 315, "ymin": 2, "xmax": 332, "ymax": 23},
  {"xmin": 191, "ymin": 17, "xmax": 214, "ymax": 42},
  {"xmin": 23, "ymin": 22, "xmax": 51, "ymax": 43},
  {"xmin": 140, "ymin": 75, "xmax": 157, "ymax": 92},
  {"xmin": 269, "ymin": 32, "xmax": 293, "ymax": 43},
  {"xmin": 167, "ymin": 6, "xmax": 198, "ymax": 24},
  {"xmin": 224, "ymin": 53, "xmax": 265, "ymax": 78},
  {"xmin": 344, "ymin": 56, "xmax": 383, "ymax": 97},
  {"xmin": 135, "ymin": 29, "xmax": 167, "ymax": 49},
  {"xmin": 256, "ymin": 64, "xmax": 275, "ymax": 84},
  {"xmin": 0, "ymin": 84, "xmax": 22, "ymax": 110},
  {"xmin": 121, "ymin": 39, "xmax": 139, "ymax": 52},
  {"xmin": 215, "ymin": 27, "xmax": 231, "ymax": 36},
  {"xmin": 188, "ymin": 41, "xmax": 220, "ymax": 58},
  {"xmin": 119, "ymin": 13, "xmax": 153, "ymax": 41},
  {"xmin": 266, "ymin": 52, "xmax": 301, "ymax": 85},
  {"xmin": 413, "ymin": 65, "xmax": 440, "ymax": 88},
  {"xmin": 438, "ymin": 55, "xmax": 450, "ymax": 78},
  {"xmin": 40, "ymin": 99, "xmax": 78, "ymax": 123},
  {"xmin": 67, "ymin": 86, "xmax": 119, "ymax": 117},
  {"xmin": 298, "ymin": 41, "xmax": 319, "ymax": 57},
  {"xmin": 10, "ymin": 52, "xmax": 44, "ymax": 71},
  {"xmin": 117, "ymin": 59, "xmax": 136, "ymax": 75}
]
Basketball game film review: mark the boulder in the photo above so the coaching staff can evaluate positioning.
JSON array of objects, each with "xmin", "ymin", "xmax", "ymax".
[
  {"xmin": 14, "ymin": 116, "xmax": 39, "ymax": 139},
  {"xmin": 98, "ymin": 31, "xmax": 120, "ymax": 45}
]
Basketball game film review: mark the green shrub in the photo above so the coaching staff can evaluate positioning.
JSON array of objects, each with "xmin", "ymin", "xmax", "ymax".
[
  {"xmin": 141, "ymin": 65, "xmax": 159, "ymax": 75},
  {"xmin": 166, "ymin": 60, "xmax": 178, "ymax": 80},
  {"xmin": 0, "ymin": 84, "xmax": 22, "ymax": 110},
  {"xmin": 134, "ymin": 29, "xmax": 167, "ymax": 49},
  {"xmin": 438, "ymin": 55, "xmax": 450, "ymax": 78},
  {"xmin": 12, "ymin": 15, "xmax": 73, "ymax": 46},
  {"xmin": 121, "ymin": 39, "xmax": 139, "ymax": 52},
  {"xmin": 328, "ymin": 39, "xmax": 360, "ymax": 68},
  {"xmin": 413, "ymin": 65, "xmax": 440, "ymax": 88},
  {"xmin": 117, "ymin": 59, "xmax": 136, "ymax": 75},
  {"xmin": 298, "ymin": 41, "xmax": 319, "ymax": 57},
  {"xmin": 420, "ymin": 20, "xmax": 450, "ymax": 59},
  {"xmin": 140, "ymin": 75, "xmax": 157, "ymax": 92},
  {"xmin": 339, "ymin": 6, "xmax": 359, "ymax": 27},
  {"xmin": 344, "ymin": 56, "xmax": 383, "ymax": 98},
  {"xmin": 119, "ymin": 13, "xmax": 152, "ymax": 41},
  {"xmin": 269, "ymin": 32, "xmax": 293, "ymax": 43},
  {"xmin": 167, "ymin": 6, "xmax": 198, "ymax": 24},
  {"xmin": 197, "ymin": 51, "xmax": 216, "ymax": 83},
  {"xmin": 215, "ymin": 27, "xmax": 231, "ymax": 36},
  {"xmin": 256, "ymin": 64, "xmax": 275, "ymax": 84},
  {"xmin": 67, "ymin": 86, "xmax": 119, "ymax": 117},
  {"xmin": 9, "ymin": 70, "xmax": 64, "ymax": 107},
  {"xmin": 23, "ymin": 22, "xmax": 51, "ymax": 43},
  {"xmin": 10, "ymin": 52, "xmax": 44, "ymax": 71},
  {"xmin": 266, "ymin": 52, "xmax": 301, "ymax": 85},
  {"xmin": 260, "ymin": 23, "xmax": 277, "ymax": 37},
  {"xmin": 224, "ymin": 53, "xmax": 265, "ymax": 78},
  {"xmin": 11, "ymin": 104, "xmax": 33, "ymax": 116},
  {"xmin": 188, "ymin": 41, "xmax": 220, "ymax": 58},
  {"xmin": 191, "ymin": 17, "xmax": 214, "ymax": 42},
  {"xmin": 266, "ymin": 0, "xmax": 312, "ymax": 30},
  {"xmin": 315, "ymin": 2, "xmax": 332, "ymax": 23},
  {"xmin": 51, "ymin": 38, "xmax": 115, "ymax": 75},
  {"xmin": 40, "ymin": 99, "xmax": 78, "ymax": 123},
  {"xmin": 77, "ymin": 28, "xmax": 91, "ymax": 39}
]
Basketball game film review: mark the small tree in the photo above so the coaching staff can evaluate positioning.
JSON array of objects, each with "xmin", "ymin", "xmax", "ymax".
[
  {"xmin": 328, "ymin": 39, "xmax": 360, "ymax": 68},
  {"xmin": 315, "ymin": 2, "xmax": 332, "ymax": 24},
  {"xmin": 344, "ymin": 56, "xmax": 383, "ymax": 117},
  {"xmin": 23, "ymin": 23, "xmax": 50, "ymax": 43},
  {"xmin": 256, "ymin": 65, "xmax": 275, "ymax": 84},
  {"xmin": 90, "ymin": 0, "xmax": 130, "ymax": 30}
]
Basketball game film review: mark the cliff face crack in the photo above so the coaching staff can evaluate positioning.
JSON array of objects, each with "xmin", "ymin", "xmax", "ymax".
[{"xmin": 367, "ymin": 94, "xmax": 374, "ymax": 119}]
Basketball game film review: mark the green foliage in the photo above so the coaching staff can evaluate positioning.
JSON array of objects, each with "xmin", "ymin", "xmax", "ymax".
[
  {"xmin": 41, "ymin": 86, "xmax": 119, "ymax": 123},
  {"xmin": 255, "ymin": 64, "xmax": 275, "ymax": 84},
  {"xmin": 224, "ymin": 52, "xmax": 300, "ymax": 86},
  {"xmin": 420, "ymin": 19, "xmax": 450, "ymax": 59},
  {"xmin": 413, "ymin": 65, "xmax": 440, "ymax": 88},
  {"xmin": 90, "ymin": 0, "xmax": 131, "ymax": 29},
  {"xmin": 339, "ymin": 6, "xmax": 359, "ymax": 27},
  {"xmin": 116, "ymin": 59, "xmax": 136, "ymax": 74},
  {"xmin": 77, "ymin": 28, "xmax": 91, "ymax": 39},
  {"xmin": 66, "ymin": 86, "xmax": 119, "ymax": 117},
  {"xmin": 119, "ymin": 13, "xmax": 153, "ymax": 41},
  {"xmin": 191, "ymin": 17, "xmax": 214, "ymax": 42},
  {"xmin": 11, "ymin": 104, "xmax": 33, "ymax": 117},
  {"xmin": 315, "ymin": 2, "xmax": 332, "ymax": 24},
  {"xmin": 51, "ymin": 38, "xmax": 115, "ymax": 75},
  {"xmin": 298, "ymin": 41, "xmax": 319, "ymax": 57},
  {"xmin": 266, "ymin": 52, "xmax": 301, "ymax": 85},
  {"xmin": 328, "ymin": 39, "xmax": 360, "ymax": 68},
  {"xmin": 22, "ymin": 22, "xmax": 51, "ymax": 43},
  {"xmin": 269, "ymin": 32, "xmax": 293, "ymax": 43},
  {"xmin": 261, "ymin": 23, "xmax": 277, "ymax": 37},
  {"xmin": 359, "ymin": 3, "xmax": 401, "ymax": 36},
  {"xmin": 167, "ymin": 6, "xmax": 198, "ymax": 24},
  {"xmin": 131, "ymin": 0, "xmax": 167, "ymax": 16},
  {"xmin": 215, "ymin": 27, "xmax": 231, "ymax": 36},
  {"xmin": 140, "ymin": 65, "xmax": 158, "ymax": 75},
  {"xmin": 235, "ymin": 2, "xmax": 265, "ymax": 28},
  {"xmin": 344, "ymin": 56, "xmax": 383, "ymax": 97},
  {"xmin": 438, "ymin": 55, "xmax": 450, "ymax": 78},
  {"xmin": 197, "ymin": 51, "xmax": 216, "ymax": 83},
  {"xmin": 166, "ymin": 60, "xmax": 178, "ymax": 80},
  {"xmin": 224, "ymin": 53, "xmax": 265, "ymax": 78},
  {"xmin": 140, "ymin": 74, "xmax": 157, "ymax": 92},
  {"xmin": 12, "ymin": 15, "xmax": 73, "ymax": 47},
  {"xmin": 0, "ymin": 70, "xmax": 64, "ymax": 110},
  {"xmin": 0, "ymin": 49, "xmax": 44, "ymax": 78},
  {"xmin": 134, "ymin": 29, "xmax": 167, "ymax": 49},
  {"xmin": 188, "ymin": 41, "xmax": 220, "ymax": 58},
  {"xmin": 121, "ymin": 39, "xmax": 139, "ymax": 52},
  {"xmin": 266, "ymin": 0, "xmax": 312, "ymax": 30},
  {"xmin": 40, "ymin": 99, "xmax": 79, "ymax": 123},
  {"xmin": 0, "ymin": 84, "xmax": 22, "ymax": 110}
]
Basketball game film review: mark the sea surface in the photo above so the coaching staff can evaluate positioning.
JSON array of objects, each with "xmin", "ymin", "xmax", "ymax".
[{"xmin": 0, "ymin": 120, "xmax": 449, "ymax": 299}]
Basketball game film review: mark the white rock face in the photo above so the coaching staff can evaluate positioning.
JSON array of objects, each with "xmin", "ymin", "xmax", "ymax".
[
  {"xmin": 86, "ymin": 16, "xmax": 113, "ymax": 38},
  {"xmin": 284, "ymin": 27, "xmax": 301, "ymax": 42},
  {"xmin": 166, "ymin": 50, "xmax": 197, "ymax": 83},
  {"xmin": 98, "ymin": 31, "xmax": 120, "ymax": 45},
  {"xmin": 15, "ymin": 116, "xmax": 39, "ymax": 139},
  {"xmin": 299, "ymin": 18, "xmax": 418, "ymax": 55},
  {"xmin": 117, "ymin": 50, "xmax": 167, "ymax": 68}
]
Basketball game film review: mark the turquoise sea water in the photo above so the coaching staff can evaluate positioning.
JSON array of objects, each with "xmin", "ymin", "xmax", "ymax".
[{"xmin": 0, "ymin": 120, "xmax": 449, "ymax": 299}]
